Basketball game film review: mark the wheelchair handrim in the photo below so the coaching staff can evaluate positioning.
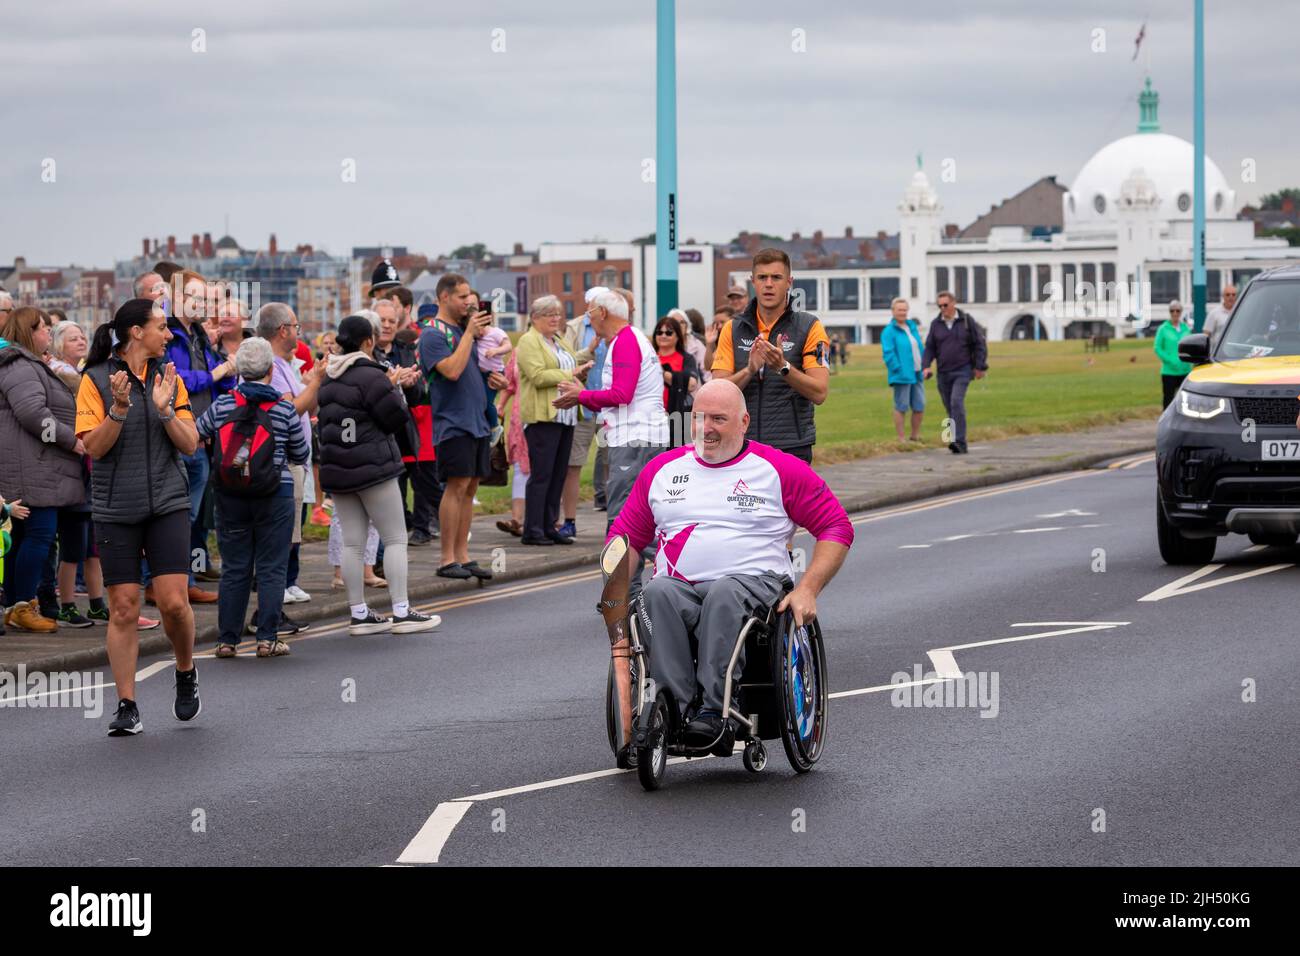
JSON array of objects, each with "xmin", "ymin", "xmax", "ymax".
[{"xmin": 781, "ymin": 618, "xmax": 826, "ymax": 765}]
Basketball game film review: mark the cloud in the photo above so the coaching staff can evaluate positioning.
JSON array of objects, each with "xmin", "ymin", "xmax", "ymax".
[{"xmin": 1, "ymin": 0, "xmax": 1296, "ymax": 269}]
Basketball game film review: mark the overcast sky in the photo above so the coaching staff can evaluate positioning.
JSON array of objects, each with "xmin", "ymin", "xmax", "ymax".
[{"xmin": 1, "ymin": 0, "xmax": 1296, "ymax": 269}]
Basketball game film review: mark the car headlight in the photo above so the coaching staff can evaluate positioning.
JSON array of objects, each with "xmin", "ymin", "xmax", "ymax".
[{"xmin": 1177, "ymin": 390, "xmax": 1228, "ymax": 420}]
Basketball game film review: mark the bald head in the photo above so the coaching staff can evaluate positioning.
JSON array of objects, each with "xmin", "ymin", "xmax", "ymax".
[{"xmin": 693, "ymin": 379, "xmax": 749, "ymax": 462}]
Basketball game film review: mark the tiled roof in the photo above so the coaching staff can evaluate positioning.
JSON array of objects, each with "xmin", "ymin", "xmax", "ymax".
[{"xmin": 959, "ymin": 175, "xmax": 1066, "ymax": 239}]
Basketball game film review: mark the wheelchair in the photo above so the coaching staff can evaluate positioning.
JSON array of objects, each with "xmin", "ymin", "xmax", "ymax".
[{"xmin": 601, "ymin": 554, "xmax": 828, "ymax": 792}]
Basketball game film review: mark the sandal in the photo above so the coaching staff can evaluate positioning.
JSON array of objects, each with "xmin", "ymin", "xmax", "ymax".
[
  {"xmin": 215, "ymin": 643, "xmax": 238, "ymax": 659},
  {"xmin": 331, "ymin": 577, "xmax": 345, "ymax": 590},
  {"xmin": 496, "ymin": 519, "xmax": 523, "ymax": 537},
  {"xmin": 365, "ymin": 576, "xmax": 388, "ymax": 589},
  {"xmin": 257, "ymin": 639, "xmax": 291, "ymax": 657}
]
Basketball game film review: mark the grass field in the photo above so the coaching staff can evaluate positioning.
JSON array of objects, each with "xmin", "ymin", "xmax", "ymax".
[
  {"xmin": 303, "ymin": 337, "xmax": 1166, "ymax": 532},
  {"xmin": 813, "ymin": 337, "xmax": 1163, "ymax": 464}
]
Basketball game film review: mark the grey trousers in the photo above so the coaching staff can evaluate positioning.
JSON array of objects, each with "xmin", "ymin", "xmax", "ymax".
[
  {"xmin": 606, "ymin": 443, "xmax": 666, "ymax": 606},
  {"xmin": 640, "ymin": 572, "xmax": 787, "ymax": 717},
  {"xmin": 937, "ymin": 365, "xmax": 973, "ymax": 446},
  {"xmin": 333, "ymin": 478, "xmax": 408, "ymax": 610}
]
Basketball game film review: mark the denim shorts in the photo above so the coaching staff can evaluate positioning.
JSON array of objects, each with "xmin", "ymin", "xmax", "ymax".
[{"xmin": 892, "ymin": 382, "xmax": 925, "ymax": 413}]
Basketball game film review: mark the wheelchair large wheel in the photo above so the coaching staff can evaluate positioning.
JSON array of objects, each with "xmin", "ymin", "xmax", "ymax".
[
  {"xmin": 773, "ymin": 613, "xmax": 827, "ymax": 773},
  {"xmin": 636, "ymin": 694, "xmax": 669, "ymax": 791}
]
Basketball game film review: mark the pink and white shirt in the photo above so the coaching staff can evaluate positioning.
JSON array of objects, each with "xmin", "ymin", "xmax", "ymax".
[
  {"xmin": 607, "ymin": 442, "xmax": 854, "ymax": 584},
  {"xmin": 578, "ymin": 325, "xmax": 669, "ymax": 447}
]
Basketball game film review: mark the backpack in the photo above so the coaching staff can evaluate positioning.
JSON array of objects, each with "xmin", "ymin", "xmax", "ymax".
[
  {"xmin": 213, "ymin": 392, "xmax": 281, "ymax": 497},
  {"xmin": 963, "ymin": 312, "xmax": 987, "ymax": 362}
]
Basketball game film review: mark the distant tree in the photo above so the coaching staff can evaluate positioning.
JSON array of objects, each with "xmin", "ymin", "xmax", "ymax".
[
  {"xmin": 727, "ymin": 232, "xmax": 784, "ymax": 244},
  {"xmin": 1262, "ymin": 226, "xmax": 1300, "ymax": 246},
  {"xmin": 632, "ymin": 232, "xmax": 655, "ymax": 245},
  {"xmin": 1258, "ymin": 188, "xmax": 1300, "ymax": 210},
  {"xmin": 451, "ymin": 243, "xmax": 489, "ymax": 260}
]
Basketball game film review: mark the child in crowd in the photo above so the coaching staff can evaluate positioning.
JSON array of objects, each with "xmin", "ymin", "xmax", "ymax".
[
  {"xmin": 475, "ymin": 298, "xmax": 513, "ymax": 444},
  {"xmin": 0, "ymin": 495, "xmax": 29, "ymax": 620},
  {"xmin": 328, "ymin": 514, "xmax": 386, "ymax": 592}
]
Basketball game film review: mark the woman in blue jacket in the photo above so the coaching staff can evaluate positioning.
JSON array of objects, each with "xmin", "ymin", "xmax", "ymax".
[{"xmin": 879, "ymin": 298, "xmax": 926, "ymax": 442}]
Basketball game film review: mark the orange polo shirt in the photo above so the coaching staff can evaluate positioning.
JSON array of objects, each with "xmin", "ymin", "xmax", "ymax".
[
  {"xmin": 711, "ymin": 310, "xmax": 831, "ymax": 375},
  {"xmin": 77, "ymin": 374, "xmax": 194, "ymax": 435}
]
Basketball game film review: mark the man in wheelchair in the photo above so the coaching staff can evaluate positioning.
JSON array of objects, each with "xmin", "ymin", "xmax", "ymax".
[{"xmin": 601, "ymin": 380, "xmax": 853, "ymax": 751}]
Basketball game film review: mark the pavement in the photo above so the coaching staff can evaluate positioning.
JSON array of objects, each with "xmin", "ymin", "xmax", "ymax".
[
  {"xmin": 0, "ymin": 419, "xmax": 1156, "ymax": 676},
  {"xmin": 3, "ymin": 442, "xmax": 1296, "ymax": 866}
]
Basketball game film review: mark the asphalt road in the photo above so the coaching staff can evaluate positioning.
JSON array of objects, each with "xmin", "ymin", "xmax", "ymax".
[{"xmin": 2, "ymin": 457, "xmax": 1296, "ymax": 867}]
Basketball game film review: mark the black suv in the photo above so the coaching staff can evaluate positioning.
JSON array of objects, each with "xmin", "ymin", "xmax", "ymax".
[{"xmin": 1156, "ymin": 265, "xmax": 1300, "ymax": 563}]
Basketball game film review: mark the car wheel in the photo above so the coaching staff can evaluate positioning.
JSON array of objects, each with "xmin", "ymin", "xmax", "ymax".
[{"xmin": 1157, "ymin": 491, "xmax": 1217, "ymax": 565}]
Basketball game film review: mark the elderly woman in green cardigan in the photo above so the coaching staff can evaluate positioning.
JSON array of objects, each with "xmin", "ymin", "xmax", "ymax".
[
  {"xmin": 515, "ymin": 295, "xmax": 589, "ymax": 545},
  {"xmin": 1154, "ymin": 300, "xmax": 1194, "ymax": 409}
]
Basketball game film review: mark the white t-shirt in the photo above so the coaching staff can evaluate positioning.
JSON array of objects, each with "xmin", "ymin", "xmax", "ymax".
[
  {"xmin": 608, "ymin": 441, "xmax": 854, "ymax": 583},
  {"xmin": 578, "ymin": 325, "xmax": 669, "ymax": 447}
]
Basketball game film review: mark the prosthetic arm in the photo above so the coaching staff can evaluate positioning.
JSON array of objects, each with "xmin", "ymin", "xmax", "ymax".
[{"xmin": 598, "ymin": 534, "xmax": 635, "ymax": 754}]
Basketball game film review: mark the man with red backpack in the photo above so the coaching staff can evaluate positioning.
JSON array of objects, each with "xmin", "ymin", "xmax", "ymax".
[{"xmin": 194, "ymin": 337, "xmax": 309, "ymax": 658}]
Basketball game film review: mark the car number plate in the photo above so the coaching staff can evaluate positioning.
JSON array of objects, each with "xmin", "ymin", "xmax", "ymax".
[{"xmin": 1261, "ymin": 440, "xmax": 1300, "ymax": 460}]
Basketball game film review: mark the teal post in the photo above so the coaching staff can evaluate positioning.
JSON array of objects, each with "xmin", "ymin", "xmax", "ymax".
[
  {"xmin": 656, "ymin": 0, "xmax": 678, "ymax": 316},
  {"xmin": 1192, "ymin": 0, "xmax": 1207, "ymax": 331}
]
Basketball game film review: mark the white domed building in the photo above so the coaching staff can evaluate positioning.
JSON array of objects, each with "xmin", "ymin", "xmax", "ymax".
[{"xmin": 890, "ymin": 77, "xmax": 1300, "ymax": 342}]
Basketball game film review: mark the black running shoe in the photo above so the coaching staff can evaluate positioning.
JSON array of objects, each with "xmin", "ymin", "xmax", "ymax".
[
  {"xmin": 349, "ymin": 609, "xmax": 392, "ymax": 636},
  {"xmin": 57, "ymin": 605, "xmax": 94, "ymax": 628},
  {"xmin": 277, "ymin": 611, "xmax": 305, "ymax": 635},
  {"xmin": 682, "ymin": 710, "xmax": 725, "ymax": 747},
  {"xmin": 173, "ymin": 667, "xmax": 201, "ymax": 722},
  {"xmin": 436, "ymin": 563, "xmax": 474, "ymax": 580},
  {"xmin": 108, "ymin": 699, "xmax": 143, "ymax": 737}
]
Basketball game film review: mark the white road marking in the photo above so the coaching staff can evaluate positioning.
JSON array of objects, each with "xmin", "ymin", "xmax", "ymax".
[
  {"xmin": 396, "ymin": 801, "xmax": 474, "ymax": 864},
  {"xmin": 1243, "ymin": 544, "xmax": 1267, "ymax": 553},
  {"xmin": 1036, "ymin": 509, "xmax": 1097, "ymax": 518},
  {"xmin": 400, "ymin": 619, "xmax": 1133, "ymax": 863},
  {"xmin": 921, "ymin": 523, "xmax": 1106, "ymax": 547},
  {"xmin": 135, "ymin": 661, "xmax": 172, "ymax": 681},
  {"xmin": 1122, "ymin": 455, "xmax": 1154, "ymax": 470},
  {"xmin": 828, "ymin": 678, "xmax": 948, "ymax": 699},
  {"xmin": 1137, "ymin": 562, "xmax": 1294, "ymax": 602},
  {"xmin": 925, "ymin": 649, "xmax": 964, "ymax": 681},
  {"xmin": 849, "ymin": 470, "xmax": 1099, "ymax": 527},
  {"xmin": 936, "ymin": 622, "xmax": 1129, "ymax": 654}
]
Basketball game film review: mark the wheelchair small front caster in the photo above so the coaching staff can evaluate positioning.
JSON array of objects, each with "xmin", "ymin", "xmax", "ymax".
[{"xmin": 743, "ymin": 741, "xmax": 767, "ymax": 773}]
